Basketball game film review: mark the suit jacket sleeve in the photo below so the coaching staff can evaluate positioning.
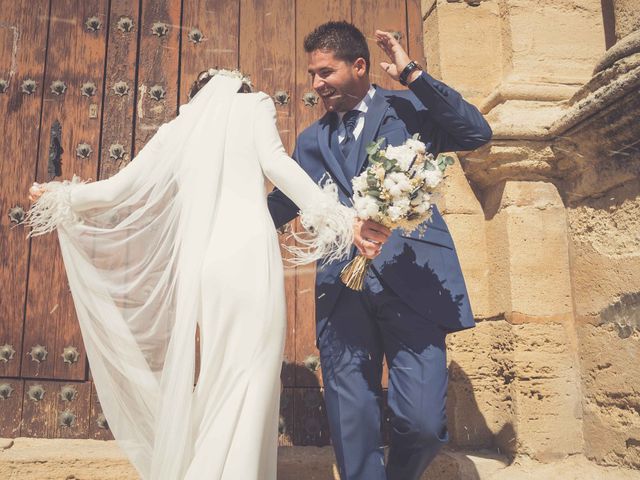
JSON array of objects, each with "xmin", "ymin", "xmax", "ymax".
[{"xmin": 409, "ymin": 71, "xmax": 492, "ymax": 154}]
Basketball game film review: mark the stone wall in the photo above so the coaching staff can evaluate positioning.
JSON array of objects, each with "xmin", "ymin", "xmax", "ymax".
[{"xmin": 420, "ymin": 0, "xmax": 640, "ymax": 468}]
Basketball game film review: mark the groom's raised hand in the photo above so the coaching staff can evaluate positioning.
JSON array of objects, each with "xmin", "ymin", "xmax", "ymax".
[
  {"xmin": 375, "ymin": 30, "xmax": 422, "ymax": 85},
  {"xmin": 354, "ymin": 218, "xmax": 391, "ymax": 259}
]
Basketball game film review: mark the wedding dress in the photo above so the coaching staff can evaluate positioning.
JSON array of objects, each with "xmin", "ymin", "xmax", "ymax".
[{"xmin": 24, "ymin": 72, "xmax": 353, "ymax": 479}]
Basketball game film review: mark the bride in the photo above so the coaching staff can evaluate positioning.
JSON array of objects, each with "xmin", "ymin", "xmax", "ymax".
[{"xmin": 25, "ymin": 69, "xmax": 354, "ymax": 479}]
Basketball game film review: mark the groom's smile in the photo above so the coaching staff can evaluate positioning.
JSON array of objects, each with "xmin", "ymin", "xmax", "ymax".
[{"xmin": 307, "ymin": 49, "xmax": 369, "ymax": 113}]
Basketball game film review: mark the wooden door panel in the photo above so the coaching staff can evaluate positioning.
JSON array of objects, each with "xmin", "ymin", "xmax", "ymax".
[
  {"xmin": 99, "ymin": 0, "xmax": 141, "ymax": 180},
  {"xmin": 20, "ymin": 379, "xmax": 91, "ymax": 438},
  {"xmin": 0, "ymin": 378, "xmax": 24, "ymax": 436},
  {"xmin": 134, "ymin": 0, "xmax": 181, "ymax": 154},
  {"xmin": 23, "ymin": 0, "xmax": 109, "ymax": 381},
  {"xmin": 353, "ymin": 0, "xmax": 409, "ymax": 91},
  {"xmin": 0, "ymin": 0, "xmax": 49, "ymax": 380}
]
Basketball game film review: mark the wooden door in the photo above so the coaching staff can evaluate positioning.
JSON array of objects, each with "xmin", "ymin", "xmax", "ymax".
[{"xmin": 0, "ymin": 0, "xmax": 424, "ymax": 445}]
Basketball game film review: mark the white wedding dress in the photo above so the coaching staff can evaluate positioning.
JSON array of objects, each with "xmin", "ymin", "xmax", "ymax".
[{"xmin": 24, "ymin": 73, "xmax": 352, "ymax": 479}]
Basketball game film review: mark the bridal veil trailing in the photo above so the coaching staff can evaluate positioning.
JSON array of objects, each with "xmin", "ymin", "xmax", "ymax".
[{"xmin": 24, "ymin": 72, "xmax": 353, "ymax": 479}]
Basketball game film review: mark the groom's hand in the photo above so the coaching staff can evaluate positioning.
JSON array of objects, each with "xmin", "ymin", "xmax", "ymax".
[
  {"xmin": 354, "ymin": 218, "xmax": 391, "ymax": 259},
  {"xmin": 375, "ymin": 30, "xmax": 421, "ymax": 85}
]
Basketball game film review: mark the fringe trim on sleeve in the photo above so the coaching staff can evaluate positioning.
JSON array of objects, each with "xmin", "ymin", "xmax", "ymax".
[
  {"xmin": 284, "ymin": 178, "xmax": 355, "ymax": 266},
  {"xmin": 23, "ymin": 175, "xmax": 88, "ymax": 238}
]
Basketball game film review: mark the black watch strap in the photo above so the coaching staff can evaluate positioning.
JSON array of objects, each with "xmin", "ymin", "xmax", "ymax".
[{"xmin": 399, "ymin": 61, "xmax": 422, "ymax": 86}]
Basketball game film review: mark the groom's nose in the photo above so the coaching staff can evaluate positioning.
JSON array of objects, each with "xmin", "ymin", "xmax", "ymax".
[{"xmin": 312, "ymin": 75, "xmax": 325, "ymax": 91}]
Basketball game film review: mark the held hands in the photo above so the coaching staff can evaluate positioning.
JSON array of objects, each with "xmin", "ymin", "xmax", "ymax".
[
  {"xmin": 375, "ymin": 30, "xmax": 421, "ymax": 85},
  {"xmin": 28, "ymin": 182, "xmax": 46, "ymax": 202},
  {"xmin": 353, "ymin": 218, "xmax": 391, "ymax": 259}
]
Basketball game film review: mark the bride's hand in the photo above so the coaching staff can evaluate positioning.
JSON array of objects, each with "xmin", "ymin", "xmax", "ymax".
[{"xmin": 28, "ymin": 182, "xmax": 46, "ymax": 202}]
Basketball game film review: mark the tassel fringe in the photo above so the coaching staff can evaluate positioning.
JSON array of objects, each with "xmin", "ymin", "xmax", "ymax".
[
  {"xmin": 284, "ymin": 178, "xmax": 355, "ymax": 266},
  {"xmin": 23, "ymin": 175, "xmax": 87, "ymax": 238}
]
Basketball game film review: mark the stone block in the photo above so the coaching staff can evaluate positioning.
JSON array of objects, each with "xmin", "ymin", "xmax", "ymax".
[{"xmin": 578, "ymin": 322, "xmax": 640, "ymax": 469}]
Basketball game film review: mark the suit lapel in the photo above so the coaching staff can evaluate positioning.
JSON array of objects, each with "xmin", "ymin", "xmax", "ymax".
[
  {"xmin": 316, "ymin": 115, "xmax": 352, "ymax": 196},
  {"xmin": 354, "ymin": 85, "xmax": 390, "ymax": 177}
]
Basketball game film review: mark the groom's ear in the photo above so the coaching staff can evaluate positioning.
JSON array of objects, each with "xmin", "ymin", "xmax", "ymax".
[{"xmin": 353, "ymin": 57, "xmax": 368, "ymax": 77}]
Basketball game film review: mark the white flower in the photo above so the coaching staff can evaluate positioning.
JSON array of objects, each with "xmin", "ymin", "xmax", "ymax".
[
  {"xmin": 414, "ymin": 200, "xmax": 431, "ymax": 215},
  {"xmin": 405, "ymin": 138, "xmax": 427, "ymax": 154},
  {"xmin": 353, "ymin": 195, "xmax": 380, "ymax": 220},
  {"xmin": 352, "ymin": 173, "xmax": 368, "ymax": 194},
  {"xmin": 386, "ymin": 198, "xmax": 410, "ymax": 222},
  {"xmin": 382, "ymin": 172, "xmax": 412, "ymax": 199},
  {"xmin": 387, "ymin": 205, "xmax": 404, "ymax": 222},
  {"xmin": 389, "ymin": 172, "xmax": 413, "ymax": 190},
  {"xmin": 383, "ymin": 178, "xmax": 402, "ymax": 198},
  {"xmin": 419, "ymin": 167, "xmax": 443, "ymax": 189},
  {"xmin": 392, "ymin": 197, "xmax": 410, "ymax": 211},
  {"xmin": 384, "ymin": 145, "xmax": 415, "ymax": 170}
]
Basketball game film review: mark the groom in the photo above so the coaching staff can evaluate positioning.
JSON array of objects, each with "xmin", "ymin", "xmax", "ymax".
[{"xmin": 268, "ymin": 21, "xmax": 491, "ymax": 480}]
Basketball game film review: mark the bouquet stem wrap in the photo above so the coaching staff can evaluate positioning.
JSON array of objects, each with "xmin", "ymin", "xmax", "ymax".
[{"xmin": 340, "ymin": 254, "xmax": 372, "ymax": 291}]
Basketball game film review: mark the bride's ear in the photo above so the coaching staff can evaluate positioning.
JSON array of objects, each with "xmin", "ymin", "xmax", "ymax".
[{"xmin": 188, "ymin": 70, "xmax": 211, "ymax": 100}]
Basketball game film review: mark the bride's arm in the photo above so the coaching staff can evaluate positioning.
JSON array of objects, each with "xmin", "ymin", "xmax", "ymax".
[
  {"xmin": 24, "ymin": 121, "xmax": 171, "ymax": 237},
  {"xmin": 253, "ymin": 94, "xmax": 328, "ymax": 212},
  {"xmin": 253, "ymin": 93, "xmax": 354, "ymax": 264}
]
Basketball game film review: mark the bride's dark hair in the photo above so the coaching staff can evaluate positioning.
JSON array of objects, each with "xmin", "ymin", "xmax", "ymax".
[{"xmin": 188, "ymin": 68, "xmax": 252, "ymax": 100}]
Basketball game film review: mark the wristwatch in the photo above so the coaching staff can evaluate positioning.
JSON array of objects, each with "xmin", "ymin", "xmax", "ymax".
[{"xmin": 399, "ymin": 60, "xmax": 423, "ymax": 86}]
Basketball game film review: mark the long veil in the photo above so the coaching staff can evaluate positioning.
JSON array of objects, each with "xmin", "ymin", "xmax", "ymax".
[{"xmin": 28, "ymin": 74, "xmax": 243, "ymax": 479}]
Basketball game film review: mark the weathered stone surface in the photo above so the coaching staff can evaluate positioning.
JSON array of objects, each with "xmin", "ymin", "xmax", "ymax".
[
  {"xmin": 509, "ymin": 323, "xmax": 582, "ymax": 461},
  {"xmin": 578, "ymin": 323, "xmax": 640, "ymax": 469},
  {"xmin": 567, "ymin": 181, "xmax": 640, "ymax": 318},
  {"xmin": 423, "ymin": 0, "xmax": 606, "ymax": 105},
  {"xmin": 612, "ymin": 0, "xmax": 640, "ymax": 40},
  {"xmin": 446, "ymin": 320, "xmax": 582, "ymax": 461},
  {"xmin": 567, "ymin": 181, "xmax": 640, "ymax": 259},
  {"xmin": 489, "ymin": 453, "xmax": 640, "ymax": 479},
  {"xmin": 482, "ymin": 181, "xmax": 574, "ymax": 319},
  {"xmin": 422, "ymin": 0, "xmax": 639, "ymax": 467},
  {"xmin": 446, "ymin": 321, "xmax": 516, "ymax": 453}
]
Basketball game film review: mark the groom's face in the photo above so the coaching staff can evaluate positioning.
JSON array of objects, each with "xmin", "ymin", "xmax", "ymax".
[{"xmin": 308, "ymin": 49, "xmax": 368, "ymax": 113}]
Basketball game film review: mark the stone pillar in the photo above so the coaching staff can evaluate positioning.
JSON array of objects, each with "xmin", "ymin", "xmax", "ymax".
[
  {"xmin": 484, "ymin": 180, "xmax": 582, "ymax": 461},
  {"xmin": 421, "ymin": 0, "xmax": 640, "ymax": 469},
  {"xmin": 440, "ymin": 172, "xmax": 583, "ymax": 460},
  {"xmin": 421, "ymin": 0, "xmax": 606, "ymax": 106}
]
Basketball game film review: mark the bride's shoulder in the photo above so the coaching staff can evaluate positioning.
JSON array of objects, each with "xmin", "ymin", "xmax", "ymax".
[
  {"xmin": 246, "ymin": 91, "xmax": 271, "ymax": 101},
  {"xmin": 240, "ymin": 91, "xmax": 274, "ymax": 112}
]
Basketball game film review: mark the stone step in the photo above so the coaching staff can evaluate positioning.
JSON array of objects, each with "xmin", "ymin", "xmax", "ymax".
[
  {"xmin": 0, "ymin": 438, "xmax": 507, "ymax": 479},
  {"xmin": 1, "ymin": 438, "xmax": 638, "ymax": 479}
]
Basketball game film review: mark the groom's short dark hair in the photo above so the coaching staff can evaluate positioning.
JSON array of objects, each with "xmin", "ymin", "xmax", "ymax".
[{"xmin": 304, "ymin": 21, "xmax": 370, "ymax": 73}]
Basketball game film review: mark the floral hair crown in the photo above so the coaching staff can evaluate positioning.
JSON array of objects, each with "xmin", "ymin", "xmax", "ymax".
[{"xmin": 197, "ymin": 68, "xmax": 253, "ymax": 92}]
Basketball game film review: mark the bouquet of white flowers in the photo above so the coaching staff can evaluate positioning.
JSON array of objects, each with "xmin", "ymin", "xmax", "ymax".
[{"xmin": 340, "ymin": 134, "xmax": 454, "ymax": 290}]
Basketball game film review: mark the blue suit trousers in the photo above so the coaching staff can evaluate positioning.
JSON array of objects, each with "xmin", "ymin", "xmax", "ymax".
[{"xmin": 318, "ymin": 268, "xmax": 449, "ymax": 480}]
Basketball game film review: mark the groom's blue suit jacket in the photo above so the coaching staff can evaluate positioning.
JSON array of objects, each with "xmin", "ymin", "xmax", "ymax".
[{"xmin": 268, "ymin": 72, "xmax": 492, "ymax": 341}]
